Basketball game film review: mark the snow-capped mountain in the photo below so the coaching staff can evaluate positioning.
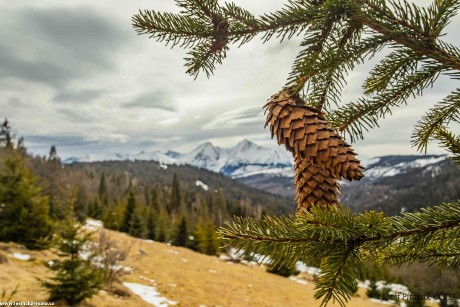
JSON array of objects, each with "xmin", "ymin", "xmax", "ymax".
[
  {"xmin": 176, "ymin": 139, "xmax": 293, "ymax": 176},
  {"xmin": 62, "ymin": 139, "xmax": 450, "ymax": 185},
  {"xmin": 363, "ymin": 155, "xmax": 448, "ymax": 180},
  {"xmin": 62, "ymin": 139, "xmax": 293, "ymax": 178}
]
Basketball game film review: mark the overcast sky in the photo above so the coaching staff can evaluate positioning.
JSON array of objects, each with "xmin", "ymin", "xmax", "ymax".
[{"xmin": 0, "ymin": 0, "xmax": 458, "ymax": 161}]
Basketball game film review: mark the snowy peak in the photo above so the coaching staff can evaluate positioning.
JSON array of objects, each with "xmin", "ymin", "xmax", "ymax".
[
  {"xmin": 177, "ymin": 140, "xmax": 292, "ymax": 175},
  {"xmin": 178, "ymin": 142, "xmax": 222, "ymax": 171},
  {"xmin": 227, "ymin": 139, "xmax": 292, "ymax": 166},
  {"xmin": 364, "ymin": 155, "xmax": 448, "ymax": 180},
  {"xmin": 234, "ymin": 139, "xmax": 258, "ymax": 152},
  {"xmin": 135, "ymin": 150, "xmax": 176, "ymax": 165}
]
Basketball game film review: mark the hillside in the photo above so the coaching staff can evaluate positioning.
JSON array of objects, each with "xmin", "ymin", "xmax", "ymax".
[
  {"xmin": 237, "ymin": 155, "xmax": 460, "ymax": 215},
  {"xmin": 60, "ymin": 139, "xmax": 460, "ymax": 216},
  {"xmin": 0, "ymin": 225, "xmax": 381, "ymax": 307},
  {"xmin": 66, "ymin": 160, "xmax": 294, "ymax": 215}
]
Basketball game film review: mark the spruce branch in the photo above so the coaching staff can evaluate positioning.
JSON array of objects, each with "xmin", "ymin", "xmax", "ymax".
[
  {"xmin": 132, "ymin": 10, "xmax": 211, "ymax": 48},
  {"xmin": 330, "ymin": 63, "xmax": 442, "ymax": 141},
  {"xmin": 219, "ymin": 202, "xmax": 460, "ymax": 306},
  {"xmin": 430, "ymin": 126, "xmax": 460, "ymax": 166},
  {"xmin": 363, "ymin": 48, "xmax": 420, "ymax": 95},
  {"xmin": 412, "ymin": 90, "xmax": 460, "ymax": 153},
  {"xmin": 314, "ymin": 244, "xmax": 362, "ymax": 307},
  {"xmin": 356, "ymin": 2, "xmax": 460, "ymax": 71}
]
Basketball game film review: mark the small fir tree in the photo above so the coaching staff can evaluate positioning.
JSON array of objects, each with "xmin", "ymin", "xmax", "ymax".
[
  {"xmin": 195, "ymin": 218, "xmax": 219, "ymax": 256},
  {"xmin": 155, "ymin": 206, "xmax": 170, "ymax": 242},
  {"xmin": 98, "ymin": 173, "xmax": 109, "ymax": 206},
  {"xmin": 121, "ymin": 191, "xmax": 136, "ymax": 233},
  {"xmin": 74, "ymin": 185, "xmax": 88, "ymax": 222},
  {"xmin": 42, "ymin": 221, "xmax": 104, "ymax": 306},
  {"xmin": 102, "ymin": 204, "xmax": 120, "ymax": 230},
  {"xmin": 146, "ymin": 208, "xmax": 156, "ymax": 240},
  {"xmin": 0, "ymin": 151, "xmax": 53, "ymax": 249},
  {"xmin": 172, "ymin": 215, "xmax": 188, "ymax": 247},
  {"xmin": 169, "ymin": 172, "xmax": 181, "ymax": 213},
  {"xmin": 0, "ymin": 119, "xmax": 13, "ymax": 149},
  {"xmin": 48, "ymin": 145, "xmax": 59, "ymax": 162},
  {"xmin": 129, "ymin": 210, "xmax": 147, "ymax": 238},
  {"xmin": 88, "ymin": 197, "xmax": 103, "ymax": 220}
]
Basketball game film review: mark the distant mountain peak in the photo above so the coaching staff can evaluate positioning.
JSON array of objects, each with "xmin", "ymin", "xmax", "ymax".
[
  {"xmin": 234, "ymin": 139, "xmax": 259, "ymax": 151},
  {"xmin": 364, "ymin": 155, "xmax": 448, "ymax": 180}
]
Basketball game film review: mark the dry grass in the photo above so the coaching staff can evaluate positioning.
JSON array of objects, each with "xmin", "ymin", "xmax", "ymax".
[{"xmin": 0, "ymin": 231, "xmax": 384, "ymax": 307}]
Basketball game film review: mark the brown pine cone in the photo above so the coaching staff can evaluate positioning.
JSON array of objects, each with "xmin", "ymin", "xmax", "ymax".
[
  {"xmin": 294, "ymin": 157, "xmax": 340, "ymax": 211},
  {"xmin": 264, "ymin": 89, "xmax": 364, "ymax": 181}
]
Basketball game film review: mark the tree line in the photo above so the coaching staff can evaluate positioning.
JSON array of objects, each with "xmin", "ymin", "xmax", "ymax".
[{"xmin": 0, "ymin": 118, "xmax": 277, "ymax": 255}]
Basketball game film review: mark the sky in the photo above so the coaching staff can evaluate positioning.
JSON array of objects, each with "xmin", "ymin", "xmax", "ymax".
[{"xmin": 0, "ymin": 0, "xmax": 458, "ymax": 162}]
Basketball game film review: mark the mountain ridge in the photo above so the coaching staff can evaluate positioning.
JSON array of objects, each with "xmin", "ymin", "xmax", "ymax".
[
  {"xmin": 62, "ymin": 139, "xmax": 294, "ymax": 178},
  {"xmin": 62, "ymin": 140, "xmax": 450, "ymax": 183}
]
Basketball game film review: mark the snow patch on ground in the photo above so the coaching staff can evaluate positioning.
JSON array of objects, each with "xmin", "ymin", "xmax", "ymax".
[
  {"xmin": 195, "ymin": 180, "xmax": 209, "ymax": 191},
  {"xmin": 289, "ymin": 276, "xmax": 308, "ymax": 285},
  {"xmin": 296, "ymin": 262, "xmax": 321, "ymax": 276},
  {"xmin": 84, "ymin": 218, "xmax": 103, "ymax": 231},
  {"xmin": 10, "ymin": 253, "xmax": 31, "ymax": 261},
  {"xmin": 123, "ymin": 282, "xmax": 177, "ymax": 306}
]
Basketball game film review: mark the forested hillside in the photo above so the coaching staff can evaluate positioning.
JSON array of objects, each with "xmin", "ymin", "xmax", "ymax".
[
  {"xmin": 0, "ymin": 137, "xmax": 294, "ymax": 255},
  {"xmin": 342, "ymin": 158, "xmax": 460, "ymax": 215}
]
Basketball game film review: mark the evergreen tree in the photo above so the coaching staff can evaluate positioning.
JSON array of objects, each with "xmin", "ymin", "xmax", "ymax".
[
  {"xmin": 121, "ymin": 191, "xmax": 136, "ymax": 233},
  {"xmin": 133, "ymin": 1, "xmax": 460, "ymax": 305},
  {"xmin": 169, "ymin": 172, "xmax": 181, "ymax": 213},
  {"xmin": 74, "ymin": 186, "xmax": 88, "ymax": 222},
  {"xmin": 48, "ymin": 145, "xmax": 59, "ymax": 162},
  {"xmin": 0, "ymin": 119, "xmax": 13, "ymax": 149},
  {"xmin": 42, "ymin": 221, "xmax": 103, "ymax": 306},
  {"xmin": 155, "ymin": 206, "xmax": 170, "ymax": 242},
  {"xmin": 102, "ymin": 204, "xmax": 120, "ymax": 230},
  {"xmin": 98, "ymin": 173, "xmax": 109, "ymax": 206},
  {"xmin": 129, "ymin": 210, "xmax": 147, "ymax": 238},
  {"xmin": 150, "ymin": 184, "xmax": 164, "ymax": 212},
  {"xmin": 146, "ymin": 208, "xmax": 156, "ymax": 240},
  {"xmin": 16, "ymin": 137, "xmax": 26, "ymax": 156},
  {"xmin": 172, "ymin": 215, "xmax": 188, "ymax": 247},
  {"xmin": 195, "ymin": 218, "xmax": 219, "ymax": 256},
  {"xmin": 88, "ymin": 197, "xmax": 103, "ymax": 220},
  {"xmin": 0, "ymin": 151, "xmax": 53, "ymax": 249}
]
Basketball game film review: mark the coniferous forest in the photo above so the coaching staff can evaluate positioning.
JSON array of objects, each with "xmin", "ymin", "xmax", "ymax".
[{"xmin": 0, "ymin": 118, "xmax": 292, "ymax": 254}]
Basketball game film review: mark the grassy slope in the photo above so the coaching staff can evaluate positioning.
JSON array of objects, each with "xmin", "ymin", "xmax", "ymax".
[{"xmin": 0, "ymin": 230, "xmax": 381, "ymax": 307}]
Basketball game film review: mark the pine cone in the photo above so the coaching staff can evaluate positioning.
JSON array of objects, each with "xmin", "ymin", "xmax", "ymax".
[
  {"xmin": 264, "ymin": 89, "xmax": 364, "ymax": 181},
  {"xmin": 294, "ymin": 157, "xmax": 340, "ymax": 210}
]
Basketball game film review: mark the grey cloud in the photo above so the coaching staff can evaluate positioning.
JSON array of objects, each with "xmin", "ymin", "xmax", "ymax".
[
  {"xmin": 203, "ymin": 105, "xmax": 264, "ymax": 130},
  {"xmin": 54, "ymin": 88, "xmax": 105, "ymax": 103},
  {"xmin": 25, "ymin": 135, "xmax": 100, "ymax": 149},
  {"xmin": 0, "ymin": 6, "xmax": 133, "ymax": 87},
  {"xmin": 0, "ymin": 45, "xmax": 72, "ymax": 87},
  {"xmin": 57, "ymin": 108, "xmax": 97, "ymax": 123},
  {"xmin": 123, "ymin": 91, "xmax": 177, "ymax": 112},
  {"xmin": 7, "ymin": 97, "xmax": 28, "ymax": 107}
]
